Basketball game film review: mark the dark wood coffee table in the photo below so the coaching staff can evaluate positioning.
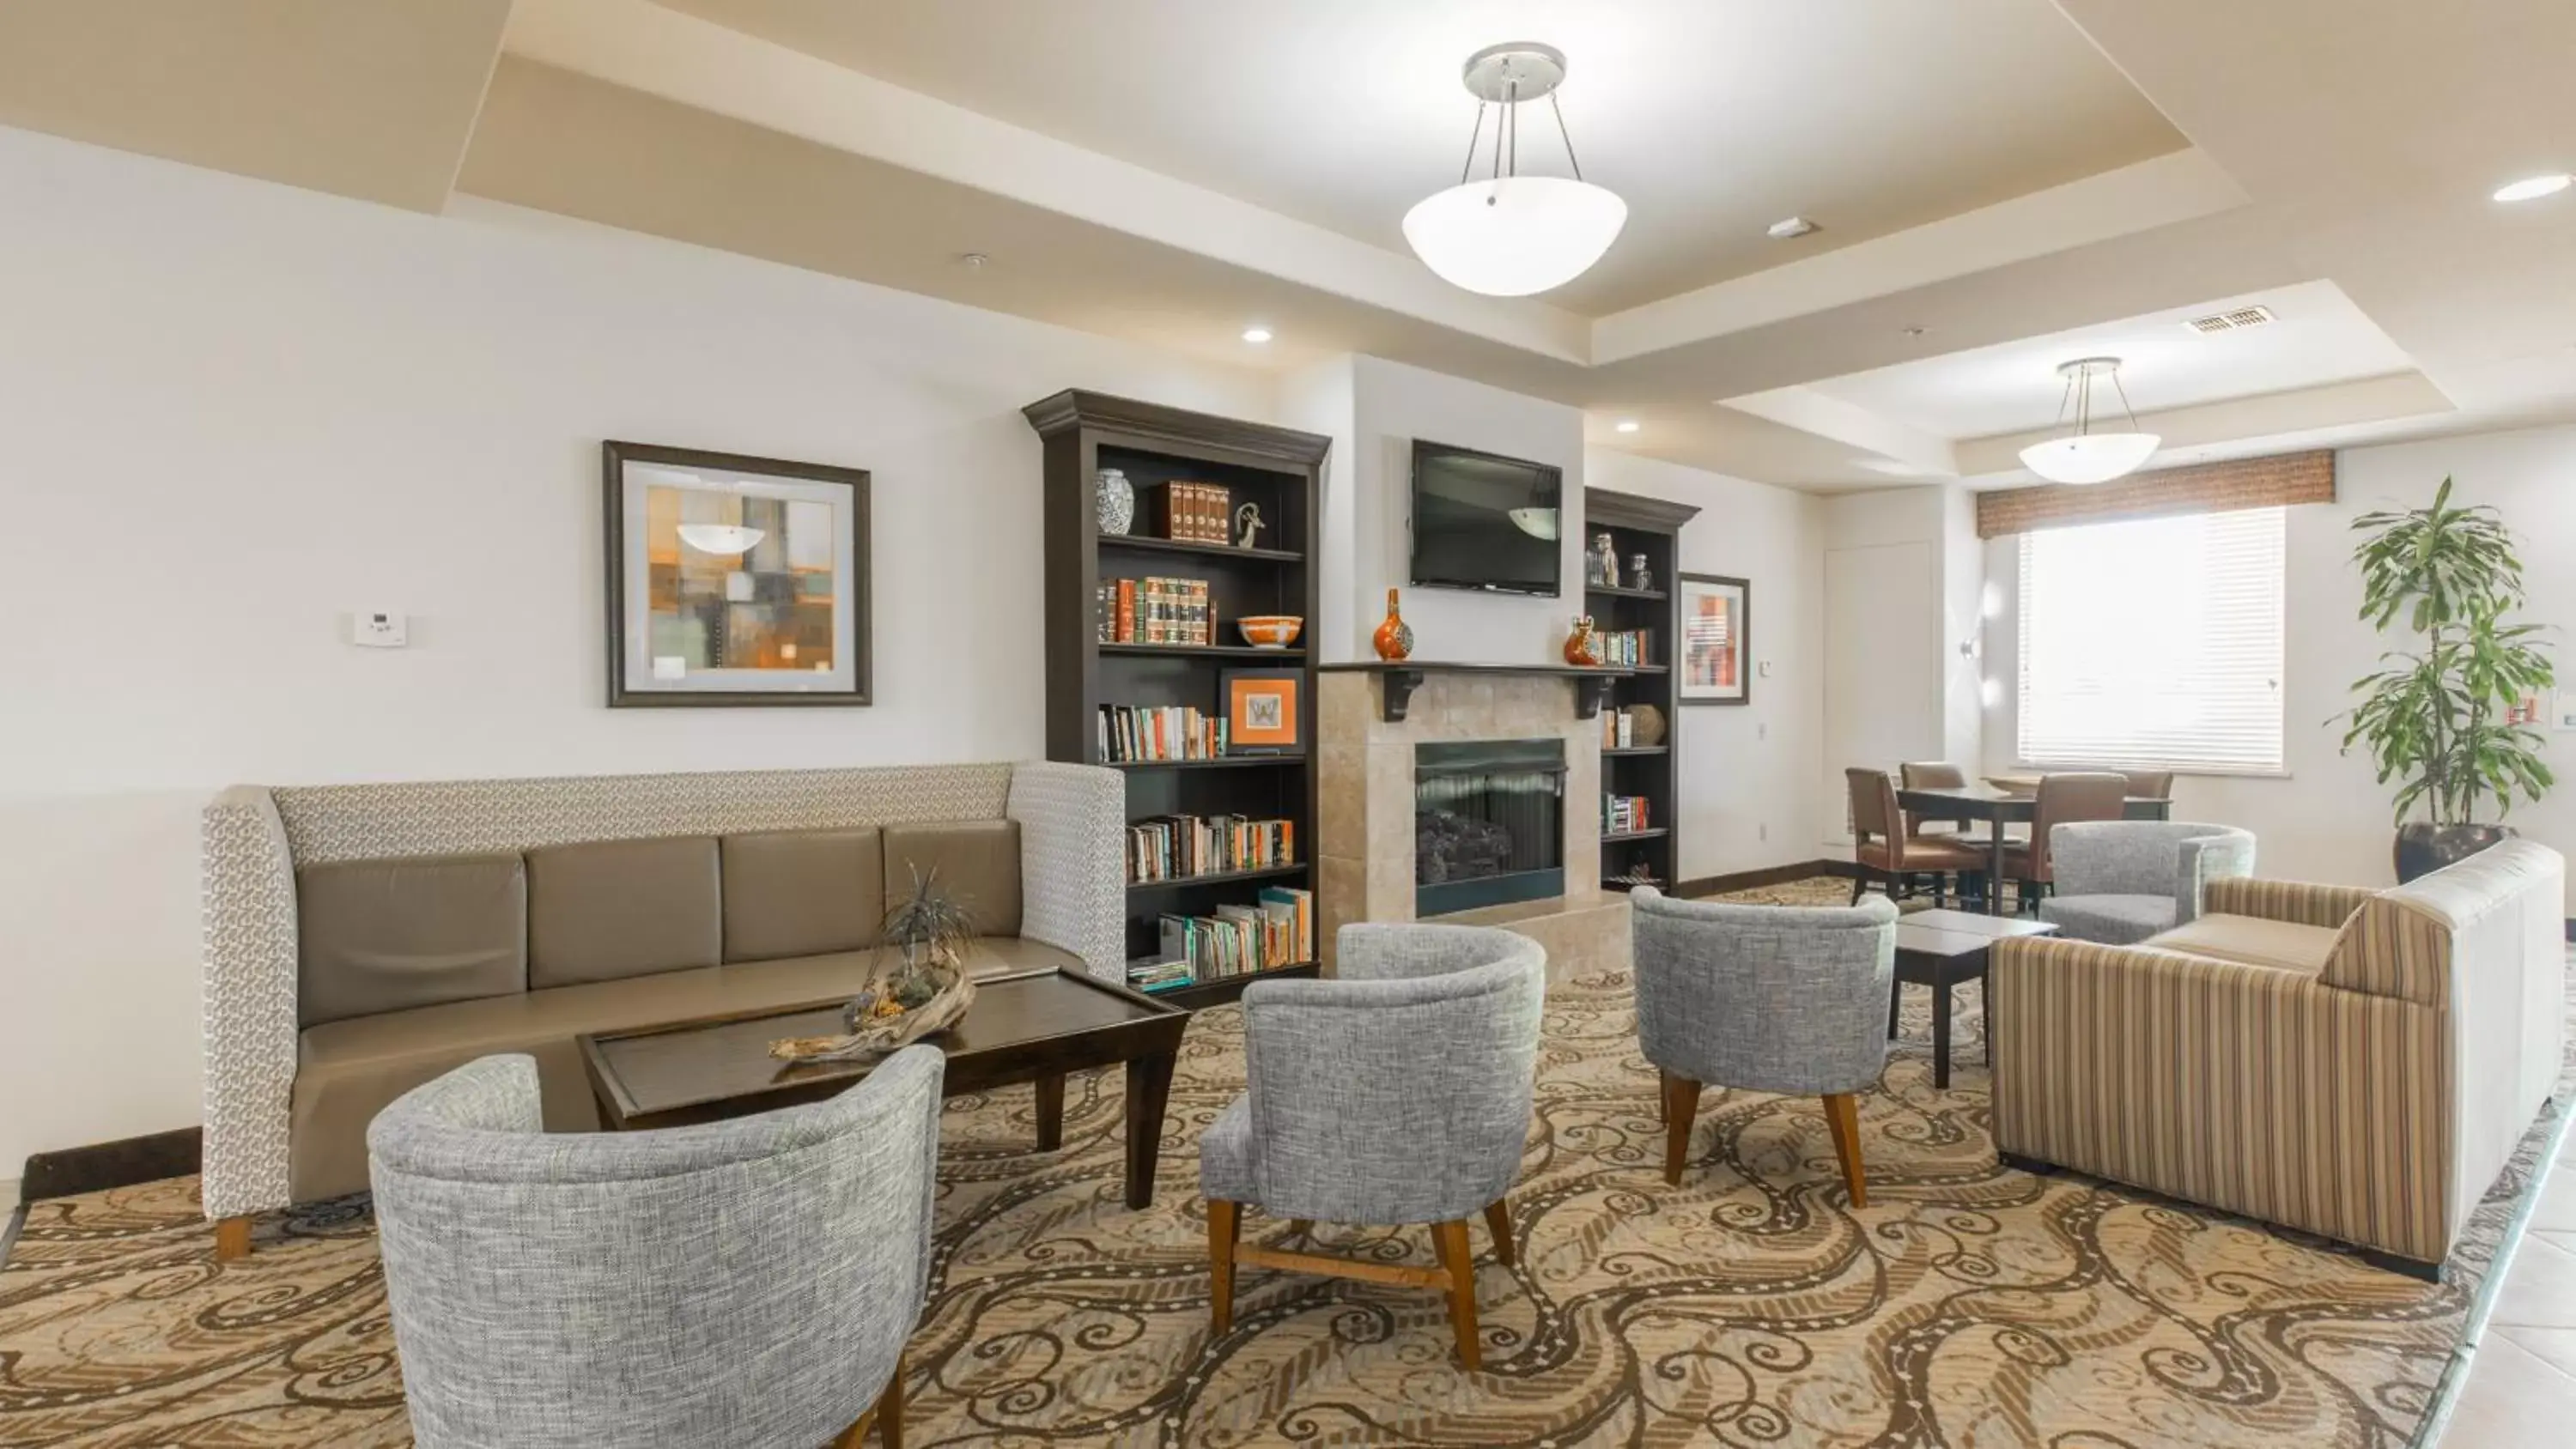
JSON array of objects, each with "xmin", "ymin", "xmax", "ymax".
[
  {"xmin": 576, "ymin": 967, "xmax": 1189, "ymax": 1208},
  {"xmin": 1888, "ymin": 909, "xmax": 2057, "ymax": 1088}
]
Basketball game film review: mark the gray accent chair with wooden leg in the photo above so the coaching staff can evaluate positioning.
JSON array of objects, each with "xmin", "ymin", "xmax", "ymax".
[
  {"xmin": 1199, "ymin": 923, "xmax": 1547, "ymax": 1372},
  {"xmin": 1628, "ymin": 887, "xmax": 1897, "ymax": 1204},
  {"xmin": 367, "ymin": 1046, "xmax": 942, "ymax": 1448}
]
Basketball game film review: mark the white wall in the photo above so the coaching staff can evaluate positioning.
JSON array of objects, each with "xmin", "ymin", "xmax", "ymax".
[
  {"xmin": 1983, "ymin": 424, "xmax": 2576, "ymax": 908},
  {"xmin": 1584, "ymin": 451, "xmax": 1826, "ymax": 880},
  {"xmin": 0, "ymin": 126, "xmax": 1272, "ymax": 1171},
  {"xmin": 1345, "ymin": 355, "xmax": 1586, "ymax": 664}
]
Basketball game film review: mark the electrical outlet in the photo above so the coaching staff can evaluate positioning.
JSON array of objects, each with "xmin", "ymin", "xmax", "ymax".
[
  {"xmin": 1758, "ymin": 721, "xmax": 1768, "ymax": 741},
  {"xmin": 351, "ymin": 610, "xmax": 408, "ymax": 648},
  {"xmin": 1759, "ymin": 822, "xmax": 1769, "ymax": 842}
]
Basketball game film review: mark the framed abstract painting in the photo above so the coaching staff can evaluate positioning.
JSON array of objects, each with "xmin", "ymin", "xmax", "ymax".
[
  {"xmin": 1677, "ymin": 573, "xmax": 1748, "ymax": 706},
  {"xmin": 604, "ymin": 440, "xmax": 872, "ymax": 707}
]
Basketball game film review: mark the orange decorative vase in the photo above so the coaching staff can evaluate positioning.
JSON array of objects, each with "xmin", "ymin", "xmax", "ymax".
[
  {"xmin": 1372, "ymin": 587, "xmax": 1414, "ymax": 661},
  {"xmin": 1564, "ymin": 615, "xmax": 1601, "ymax": 666}
]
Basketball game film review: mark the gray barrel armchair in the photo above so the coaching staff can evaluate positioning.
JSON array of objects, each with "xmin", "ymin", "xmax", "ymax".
[
  {"xmin": 2038, "ymin": 821, "xmax": 2256, "ymax": 943},
  {"xmin": 1629, "ymin": 887, "xmax": 1897, "ymax": 1203},
  {"xmin": 1199, "ymin": 923, "xmax": 1546, "ymax": 1372},
  {"xmin": 368, "ymin": 1046, "xmax": 944, "ymax": 1448}
]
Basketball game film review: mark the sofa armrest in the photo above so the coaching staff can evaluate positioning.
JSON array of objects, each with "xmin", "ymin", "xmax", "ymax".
[
  {"xmin": 2202, "ymin": 876, "xmax": 2377, "ymax": 929},
  {"xmin": 1990, "ymin": 935, "xmax": 2449, "ymax": 1263},
  {"xmin": 202, "ymin": 785, "xmax": 301, "ymax": 1220},
  {"xmin": 1005, "ymin": 761, "xmax": 1126, "ymax": 981}
]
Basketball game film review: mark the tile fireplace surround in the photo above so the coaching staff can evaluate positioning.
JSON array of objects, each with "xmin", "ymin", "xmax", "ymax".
[{"xmin": 1318, "ymin": 670, "xmax": 1628, "ymax": 979}]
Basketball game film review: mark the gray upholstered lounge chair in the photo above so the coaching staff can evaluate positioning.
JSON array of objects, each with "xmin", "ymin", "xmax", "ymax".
[
  {"xmin": 1629, "ymin": 887, "xmax": 1896, "ymax": 1203},
  {"xmin": 368, "ymin": 1046, "xmax": 943, "ymax": 1449},
  {"xmin": 2038, "ymin": 821, "xmax": 2256, "ymax": 944},
  {"xmin": 1200, "ymin": 922, "xmax": 1546, "ymax": 1372}
]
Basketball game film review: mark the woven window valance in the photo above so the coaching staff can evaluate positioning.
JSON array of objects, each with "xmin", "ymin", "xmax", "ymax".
[{"xmin": 1975, "ymin": 450, "xmax": 2335, "ymax": 539}]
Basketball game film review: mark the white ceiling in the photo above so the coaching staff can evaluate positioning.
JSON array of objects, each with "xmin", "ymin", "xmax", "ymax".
[
  {"xmin": 1808, "ymin": 280, "xmax": 2416, "ymax": 440},
  {"xmin": 653, "ymin": 0, "xmax": 2186, "ymax": 315},
  {"xmin": 0, "ymin": 0, "xmax": 2570, "ymax": 492}
]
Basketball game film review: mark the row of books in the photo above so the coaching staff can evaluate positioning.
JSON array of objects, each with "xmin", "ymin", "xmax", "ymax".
[
  {"xmin": 1127, "ymin": 813, "xmax": 1296, "ymax": 883},
  {"xmin": 1592, "ymin": 627, "xmax": 1654, "ymax": 669},
  {"xmin": 1161, "ymin": 481, "xmax": 1233, "ymax": 543},
  {"xmin": 1604, "ymin": 794, "xmax": 1653, "ymax": 835},
  {"xmin": 1098, "ymin": 705, "xmax": 1228, "ymax": 762},
  {"xmin": 1152, "ymin": 886, "xmax": 1315, "ymax": 985},
  {"xmin": 1097, "ymin": 576, "xmax": 1213, "ymax": 646},
  {"xmin": 1601, "ymin": 709, "xmax": 1650, "ymax": 749}
]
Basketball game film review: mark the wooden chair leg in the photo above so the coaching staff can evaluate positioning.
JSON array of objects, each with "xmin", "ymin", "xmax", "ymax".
[
  {"xmin": 1429, "ymin": 1220, "xmax": 1481, "ymax": 1372},
  {"xmin": 1662, "ymin": 1076, "xmax": 1703, "ymax": 1185},
  {"xmin": 1481, "ymin": 1197, "xmax": 1516, "ymax": 1267},
  {"xmin": 1206, "ymin": 1200, "xmax": 1242, "ymax": 1337},
  {"xmin": 1820, "ymin": 1094, "xmax": 1868, "ymax": 1208},
  {"xmin": 215, "ymin": 1216, "xmax": 252, "ymax": 1261},
  {"xmin": 1285, "ymin": 1218, "xmax": 1312, "ymax": 1238}
]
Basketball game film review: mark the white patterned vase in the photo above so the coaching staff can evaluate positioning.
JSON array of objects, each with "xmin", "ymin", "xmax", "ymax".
[{"xmin": 1096, "ymin": 469, "xmax": 1135, "ymax": 537}]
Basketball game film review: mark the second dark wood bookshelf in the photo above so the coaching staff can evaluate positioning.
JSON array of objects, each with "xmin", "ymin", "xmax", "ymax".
[
  {"xmin": 1024, "ymin": 390, "xmax": 1329, "ymax": 1009},
  {"xmin": 1584, "ymin": 488, "xmax": 1701, "ymax": 894}
]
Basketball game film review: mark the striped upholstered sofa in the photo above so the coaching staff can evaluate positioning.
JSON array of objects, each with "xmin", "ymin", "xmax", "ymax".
[
  {"xmin": 201, "ymin": 762, "xmax": 1121, "ymax": 1253},
  {"xmin": 1990, "ymin": 840, "xmax": 2565, "ymax": 1279}
]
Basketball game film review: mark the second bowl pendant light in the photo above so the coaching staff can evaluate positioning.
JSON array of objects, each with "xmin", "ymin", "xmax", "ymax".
[{"xmin": 1404, "ymin": 43, "xmax": 1627, "ymax": 298}]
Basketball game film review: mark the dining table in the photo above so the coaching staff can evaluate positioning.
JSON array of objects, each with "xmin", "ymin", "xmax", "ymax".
[{"xmin": 1893, "ymin": 785, "xmax": 2173, "ymax": 914}]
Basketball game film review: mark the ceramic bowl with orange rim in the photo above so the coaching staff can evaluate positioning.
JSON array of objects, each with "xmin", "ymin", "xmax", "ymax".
[{"xmin": 1236, "ymin": 616, "xmax": 1303, "ymax": 649}]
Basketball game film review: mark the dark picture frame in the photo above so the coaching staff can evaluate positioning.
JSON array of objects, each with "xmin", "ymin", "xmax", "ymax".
[
  {"xmin": 1677, "ymin": 573, "xmax": 1749, "ymax": 706},
  {"xmin": 604, "ymin": 440, "xmax": 872, "ymax": 708},
  {"xmin": 1219, "ymin": 667, "xmax": 1304, "ymax": 754}
]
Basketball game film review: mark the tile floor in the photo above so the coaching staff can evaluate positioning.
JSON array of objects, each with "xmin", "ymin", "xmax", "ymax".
[{"xmin": 2439, "ymin": 1125, "xmax": 2576, "ymax": 1445}]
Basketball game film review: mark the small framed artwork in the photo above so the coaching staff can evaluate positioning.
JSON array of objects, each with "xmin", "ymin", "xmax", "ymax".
[
  {"xmin": 1221, "ymin": 668, "xmax": 1303, "ymax": 754},
  {"xmin": 1677, "ymin": 573, "xmax": 1749, "ymax": 706},
  {"xmin": 604, "ymin": 441, "xmax": 871, "ymax": 707}
]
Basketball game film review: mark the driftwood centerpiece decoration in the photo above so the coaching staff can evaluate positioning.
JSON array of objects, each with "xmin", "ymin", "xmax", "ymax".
[{"xmin": 770, "ymin": 867, "xmax": 979, "ymax": 1064}]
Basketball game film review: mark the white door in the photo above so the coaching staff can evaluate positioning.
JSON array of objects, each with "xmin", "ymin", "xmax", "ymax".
[{"xmin": 1822, "ymin": 542, "xmax": 1938, "ymax": 849}]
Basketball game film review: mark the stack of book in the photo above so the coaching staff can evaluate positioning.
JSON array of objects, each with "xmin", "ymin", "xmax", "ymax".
[
  {"xmin": 1098, "ymin": 705, "xmax": 1226, "ymax": 762},
  {"xmin": 1601, "ymin": 709, "xmax": 1637, "ymax": 748},
  {"xmin": 1604, "ymin": 794, "xmax": 1653, "ymax": 835},
  {"xmin": 1159, "ymin": 884, "xmax": 1313, "ymax": 981},
  {"xmin": 1160, "ymin": 481, "xmax": 1233, "ymax": 543},
  {"xmin": 1594, "ymin": 627, "xmax": 1654, "ymax": 668},
  {"xmin": 1127, "ymin": 955, "xmax": 1194, "ymax": 994},
  {"xmin": 1127, "ymin": 814, "xmax": 1295, "ymax": 883},
  {"xmin": 1096, "ymin": 576, "xmax": 1213, "ymax": 645}
]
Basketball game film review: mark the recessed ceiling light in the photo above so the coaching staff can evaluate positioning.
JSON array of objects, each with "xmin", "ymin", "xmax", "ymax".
[
  {"xmin": 957, "ymin": 252, "xmax": 990, "ymax": 270},
  {"xmin": 1241, "ymin": 326, "xmax": 1273, "ymax": 343},
  {"xmin": 1614, "ymin": 419, "xmax": 1641, "ymax": 433},
  {"xmin": 1858, "ymin": 458, "xmax": 1921, "ymax": 477},
  {"xmin": 2494, "ymin": 173, "xmax": 2573, "ymax": 203},
  {"xmin": 1767, "ymin": 216, "xmax": 1819, "ymax": 239}
]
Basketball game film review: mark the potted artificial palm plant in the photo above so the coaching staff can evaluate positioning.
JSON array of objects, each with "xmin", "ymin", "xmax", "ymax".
[{"xmin": 2338, "ymin": 477, "xmax": 2555, "ymax": 880}]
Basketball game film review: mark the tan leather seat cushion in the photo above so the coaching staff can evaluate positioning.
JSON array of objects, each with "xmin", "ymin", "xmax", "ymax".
[
  {"xmin": 526, "ymin": 836, "xmax": 721, "ymax": 987},
  {"xmin": 721, "ymin": 828, "xmax": 884, "ymax": 963},
  {"xmin": 2144, "ymin": 912, "xmax": 2342, "ymax": 975},
  {"xmin": 292, "ymin": 937, "xmax": 1083, "ymax": 1203},
  {"xmin": 296, "ymin": 853, "xmax": 528, "ymax": 1028},
  {"xmin": 883, "ymin": 820, "xmax": 1023, "ymax": 937}
]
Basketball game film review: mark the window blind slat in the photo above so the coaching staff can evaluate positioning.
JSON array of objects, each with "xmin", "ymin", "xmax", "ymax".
[{"xmin": 2016, "ymin": 506, "xmax": 2285, "ymax": 773}]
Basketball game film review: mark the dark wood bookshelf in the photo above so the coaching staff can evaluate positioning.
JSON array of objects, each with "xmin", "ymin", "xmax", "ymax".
[
  {"xmin": 1026, "ymin": 390, "xmax": 1328, "ymax": 1004},
  {"xmin": 1585, "ymin": 488, "xmax": 1701, "ymax": 894}
]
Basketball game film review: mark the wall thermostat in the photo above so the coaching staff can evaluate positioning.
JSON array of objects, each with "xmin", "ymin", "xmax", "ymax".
[{"xmin": 352, "ymin": 610, "xmax": 409, "ymax": 648}]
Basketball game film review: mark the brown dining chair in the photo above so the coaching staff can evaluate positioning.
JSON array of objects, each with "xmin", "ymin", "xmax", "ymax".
[
  {"xmin": 1848, "ymin": 767, "xmax": 1982, "ymax": 906},
  {"xmin": 1899, "ymin": 761, "xmax": 2005, "ymax": 907},
  {"xmin": 1999, "ymin": 772, "xmax": 2129, "ymax": 910},
  {"xmin": 2119, "ymin": 769, "xmax": 2175, "ymax": 803}
]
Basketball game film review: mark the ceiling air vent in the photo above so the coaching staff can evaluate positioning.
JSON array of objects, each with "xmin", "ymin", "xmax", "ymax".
[{"xmin": 2186, "ymin": 304, "xmax": 2277, "ymax": 334}]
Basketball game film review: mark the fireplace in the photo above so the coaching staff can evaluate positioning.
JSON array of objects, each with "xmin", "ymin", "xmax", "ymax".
[{"xmin": 1416, "ymin": 739, "xmax": 1565, "ymax": 917}]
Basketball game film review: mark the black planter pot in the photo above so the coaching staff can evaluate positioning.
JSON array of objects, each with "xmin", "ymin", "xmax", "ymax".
[{"xmin": 2393, "ymin": 822, "xmax": 2514, "ymax": 882}]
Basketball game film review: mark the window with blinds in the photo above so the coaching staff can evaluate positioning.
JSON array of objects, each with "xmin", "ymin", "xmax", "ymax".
[{"xmin": 2016, "ymin": 506, "xmax": 2285, "ymax": 773}]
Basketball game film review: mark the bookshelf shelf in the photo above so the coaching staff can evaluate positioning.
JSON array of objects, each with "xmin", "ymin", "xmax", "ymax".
[
  {"xmin": 1027, "ymin": 390, "xmax": 1327, "ymax": 1003},
  {"xmin": 1151, "ymin": 960, "xmax": 1321, "ymax": 1008},
  {"xmin": 1587, "ymin": 488, "xmax": 1701, "ymax": 890},
  {"xmin": 1100, "ymin": 535, "xmax": 1304, "ymax": 563},
  {"xmin": 1127, "ymin": 862, "xmax": 1311, "ymax": 893}
]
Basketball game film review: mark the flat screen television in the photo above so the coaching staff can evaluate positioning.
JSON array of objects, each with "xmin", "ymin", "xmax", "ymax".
[{"xmin": 1408, "ymin": 440, "xmax": 1563, "ymax": 597}]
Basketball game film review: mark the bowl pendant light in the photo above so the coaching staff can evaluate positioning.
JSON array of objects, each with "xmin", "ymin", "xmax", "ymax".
[
  {"xmin": 2018, "ymin": 357, "xmax": 2160, "ymax": 485},
  {"xmin": 1403, "ymin": 43, "xmax": 1627, "ymax": 297}
]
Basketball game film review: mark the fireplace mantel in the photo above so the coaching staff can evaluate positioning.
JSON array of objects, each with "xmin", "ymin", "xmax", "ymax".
[{"xmin": 1318, "ymin": 661, "xmax": 1634, "ymax": 722}]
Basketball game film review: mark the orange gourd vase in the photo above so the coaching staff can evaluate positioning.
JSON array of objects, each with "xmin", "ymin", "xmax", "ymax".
[
  {"xmin": 1564, "ymin": 615, "xmax": 1601, "ymax": 666},
  {"xmin": 1372, "ymin": 587, "xmax": 1414, "ymax": 661}
]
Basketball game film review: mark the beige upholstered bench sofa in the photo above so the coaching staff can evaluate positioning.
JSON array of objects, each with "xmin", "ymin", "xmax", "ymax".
[
  {"xmin": 1990, "ymin": 839, "xmax": 2565, "ymax": 1279},
  {"xmin": 201, "ymin": 761, "xmax": 1121, "ymax": 1253}
]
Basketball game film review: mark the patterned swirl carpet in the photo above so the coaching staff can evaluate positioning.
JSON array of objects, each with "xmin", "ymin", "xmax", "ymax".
[{"xmin": 3, "ymin": 880, "xmax": 2567, "ymax": 1447}]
